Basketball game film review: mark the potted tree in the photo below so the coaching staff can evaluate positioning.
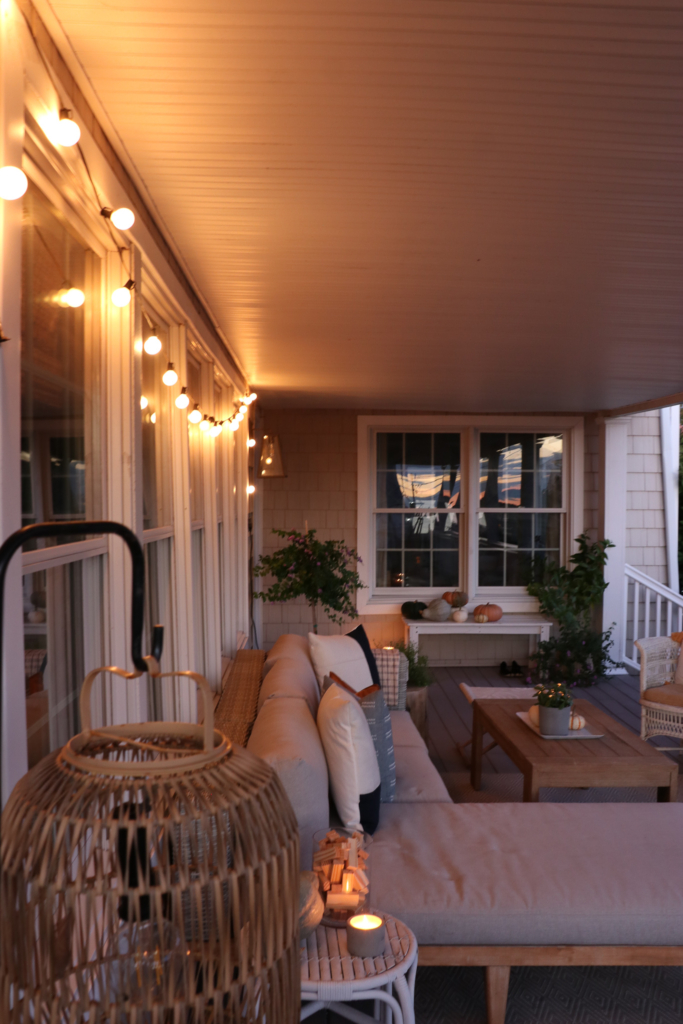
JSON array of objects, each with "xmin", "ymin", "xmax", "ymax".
[{"xmin": 253, "ymin": 528, "xmax": 365, "ymax": 633}]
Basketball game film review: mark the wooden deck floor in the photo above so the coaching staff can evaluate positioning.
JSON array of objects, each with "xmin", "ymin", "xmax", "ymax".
[{"xmin": 426, "ymin": 666, "xmax": 682, "ymax": 775}]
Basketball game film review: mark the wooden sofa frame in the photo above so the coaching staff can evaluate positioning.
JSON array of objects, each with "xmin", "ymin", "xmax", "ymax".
[{"xmin": 419, "ymin": 945, "xmax": 683, "ymax": 1024}]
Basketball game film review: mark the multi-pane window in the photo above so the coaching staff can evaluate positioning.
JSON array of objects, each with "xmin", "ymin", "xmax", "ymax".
[
  {"xmin": 141, "ymin": 318, "xmax": 172, "ymax": 530},
  {"xmin": 375, "ymin": 432, "xmax": 461, "ymax": 589},
  {"xmin": 21, "ymin": 182, "xmax": 100, "ymax": 540},
  {"xmin": 478, "ymin": 433, "xmax": 563, "ymax": 586}
]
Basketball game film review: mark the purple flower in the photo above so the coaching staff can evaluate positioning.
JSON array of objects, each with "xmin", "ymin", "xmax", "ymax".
[
  {"xmin": 318, "ymin": 588, "xmax": 322, "ymax": 593},
  {"xmin": 317, "ymin": 561, "xmax": 321, "ymax": 566}
]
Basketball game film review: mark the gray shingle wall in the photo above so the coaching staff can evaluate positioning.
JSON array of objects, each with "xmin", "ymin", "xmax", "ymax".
[{"xmin": 626, "ymin": 410, "xmax": 667, "ymax": 585}]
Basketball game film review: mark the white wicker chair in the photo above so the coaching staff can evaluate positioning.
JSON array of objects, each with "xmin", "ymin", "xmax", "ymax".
[{"xmin": 635, "ymin": 636, "xmax": 683, "ymax": 751}]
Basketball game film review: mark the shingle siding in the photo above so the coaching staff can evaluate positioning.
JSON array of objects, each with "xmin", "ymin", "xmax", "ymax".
[{"xmin": 626, "ymin": 410, "xmax": 667, "ymax": 585}]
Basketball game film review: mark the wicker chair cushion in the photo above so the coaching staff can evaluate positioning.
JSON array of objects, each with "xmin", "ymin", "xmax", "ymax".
[{"xmin": 643, "ymin": 683, "xmax": 683, "ymax": 707}]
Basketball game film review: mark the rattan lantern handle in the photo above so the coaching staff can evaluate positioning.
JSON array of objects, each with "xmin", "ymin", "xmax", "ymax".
[{"xmin": 80, "ymin": 661, "xmax": 215, "ymax": 753}]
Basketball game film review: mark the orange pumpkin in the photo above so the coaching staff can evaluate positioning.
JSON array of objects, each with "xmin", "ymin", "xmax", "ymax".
[
  {"xmin": 442, "ymin": 591, "xmax": 455, "ymax": 605},
  {"xmin": 472, "ymin": 603, "xmax": 503, "ymax": 623}
]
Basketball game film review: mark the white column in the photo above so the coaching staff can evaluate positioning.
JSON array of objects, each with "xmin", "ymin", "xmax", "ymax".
[
  {"xmin": 598, "ymin": 416, "xmax": 630, "ymax": 668},
  {"xmin": 0, "ymin": 0, "xmax": 28, "ymax": 801},
  {"xmin": 659, "ymin": 405, "xmax": 680, "ymax": 594}
]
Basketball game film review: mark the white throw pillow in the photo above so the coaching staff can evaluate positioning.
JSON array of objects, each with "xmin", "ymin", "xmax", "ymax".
[
  {"xmin": 317, "ymin": 681, "xmax": 381, "ymax": 830},
  {"xmin": 308, "ymin": 633, "xmax": 374, "ymax": 693}
]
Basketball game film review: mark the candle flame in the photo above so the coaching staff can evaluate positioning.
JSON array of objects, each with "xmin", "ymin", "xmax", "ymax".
[{"xmin": 349, "ymin": 914, "xmax": 382, "ymax": 930}]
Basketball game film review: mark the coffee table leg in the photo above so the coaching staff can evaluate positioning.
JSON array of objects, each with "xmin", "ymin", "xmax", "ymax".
[
  {"xmin": 657, "ymin": 774, "xmax": 677, "ymax": 802},
  {"xmin": 471, "ymin": 703, "xmax": 483, "ymax": 791},
  {"xmin": 523, "ymin": 771, "xmax": 540, "ymax": 802}
]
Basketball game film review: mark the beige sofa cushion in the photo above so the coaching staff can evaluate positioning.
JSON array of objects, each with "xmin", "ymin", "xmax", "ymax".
[
  {"xmin": 264, "ymin": 633, "xmax": 313, "ymax": 673},
  {"xmin": 258, "ymin": 656, "xmax": 320, "ymax": 716},
  {"xmin": 247, "ymin": 696, "xmax": 328, "ymax": 869},
  {"xmin": 390, "ymin": 710, "xmax": 426, "ymax": 748},
  {"xmin": 393, "ymin": 746, "xmax": 452, "ymax": 803},
  {"xmin": 371, "ymin": 802, "xmax": 683, "ymax": 946}
]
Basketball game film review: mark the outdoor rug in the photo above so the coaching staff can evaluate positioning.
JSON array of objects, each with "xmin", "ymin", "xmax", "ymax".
[{"xmin": 308, "ymin": 963, "xmax": 683, "ymax": 1023}]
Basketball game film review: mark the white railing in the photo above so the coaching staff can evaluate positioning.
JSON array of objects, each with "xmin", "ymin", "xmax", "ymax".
[{"xmin": 623, "ymin": 564, "xmax": 683, "ymax": 669}]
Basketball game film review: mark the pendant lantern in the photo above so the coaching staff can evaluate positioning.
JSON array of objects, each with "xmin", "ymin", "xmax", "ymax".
[{"xmin": 0, "ymin": 521, "xmax": 300, "ymax": 1023}]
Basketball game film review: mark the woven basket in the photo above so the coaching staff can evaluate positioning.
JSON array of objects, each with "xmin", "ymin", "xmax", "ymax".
[{"xmin": 1, "ymin": 662, "xmax": 300, "ymax": 1022}]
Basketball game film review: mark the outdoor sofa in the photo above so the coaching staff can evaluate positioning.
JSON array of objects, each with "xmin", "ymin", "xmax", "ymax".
[{"xmin": 246, "ymin": 634, "xmax": 683, "ymax": 1024}]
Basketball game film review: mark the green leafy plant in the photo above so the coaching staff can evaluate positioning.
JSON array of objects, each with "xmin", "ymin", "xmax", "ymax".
[
  {"xmin": 253, "ymin": 529, "xmax": 365, "ymax": 632},
  {"xmin": 527, "ymin": 533, "xmax": 621, "ymax": 687},
  {"xmin": 534, "ymin": 681, "xmax": 573, "ymax": 709},
  {"xmin": 394, "ymin": 640, "xmax": 433, "ymax": 688}
]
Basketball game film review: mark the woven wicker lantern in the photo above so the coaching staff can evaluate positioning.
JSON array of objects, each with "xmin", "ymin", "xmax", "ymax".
[{"xmin": 1, "ymin": 663, "xmax": 300, "ymax": 1022}]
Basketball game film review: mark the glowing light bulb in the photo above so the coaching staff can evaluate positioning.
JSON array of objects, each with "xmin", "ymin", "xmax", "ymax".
[
  {"xmin": 188, "ymin": 404, "xmax": 202, "ymax": 424},
  {"xmin": 150, "ymin": 412, "xmax": 157, "ymax": 424},
  {"xmin": 249, "ymin": 392, "xmax": 257, "ymax": 402},
  {"xmin": 199, "ymin": 415, "xmax": 211, "ymax": 431},
  {"xmin": 265, "ymin": 457, "xmax": 272, "ymax": 465},
  {"xmin": 54, "ymin": 109, "xmax": 80, "ymax": 147},
  {"xmin": 210, "ymin": 421, "xmax": 223, "ymax": 437},
  {"xmin": 111, "ymin": 281, "xmax": 133, "ymax": 307},
  {"xmin": 175, "ymin": 387, "xmax": 189, "ymax": 409},
  {"xmin": 229, "ymin": 420, "xmax": 240, "ymax": 432},
  {"xmin": 144, "ymin": 334, "xmax": 162, "ymax": 355},
  {"xmin": 110, "ymin": 207, "xmax": 135, "ymax": 230},
  {"xmin": 247, "ymin": 438, "xmax": 256, "ymax": 448},
  {"xmin": 239, "ymin": 404, "xmax": 247, "ymax": 414},
  {"xmin": 140, "ymin": 395, "xmax": 148, "ymax": 410},
  {"xmin": 64, "ymin": 287, "xmax": 85, "ymax": 308},
  {"xmin": 235, "ymin": 412, "xmax": 244, "ymax": 423},
  {"xmin": 162, "ymin": 362, "xmax": 178, "ymax": 386},
  {"xmin": 0, "ymin": 166, "xmax": 28, "ymax": 200},
  {"xmin": 247, "ymin": 484, "xmax": 256, "ymax": 495}
]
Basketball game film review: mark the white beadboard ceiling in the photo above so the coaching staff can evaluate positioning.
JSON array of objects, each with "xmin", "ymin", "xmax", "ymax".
[{"xmin": 43, "ymin": 0, "xmax": 683, "ymax": 411}]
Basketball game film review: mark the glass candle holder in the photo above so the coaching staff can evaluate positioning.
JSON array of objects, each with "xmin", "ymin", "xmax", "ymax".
[{"xmin": 312, "ymin": 827, "xmax": 372, "ymax": 927}]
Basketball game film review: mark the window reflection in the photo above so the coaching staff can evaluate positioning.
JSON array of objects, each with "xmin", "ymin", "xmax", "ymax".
[
  {"xmin": 375, "ymin": 433, "xmax": 461, "ymax": 588},
  {"xmin": 21, "ymin": 183, "xmax": 100, "ymax": 542}
]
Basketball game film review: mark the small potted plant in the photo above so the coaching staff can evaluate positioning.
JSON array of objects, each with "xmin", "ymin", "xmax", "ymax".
[{"xmin": 534, "ymin": 681, "xmax": 573, "ymax": 737}]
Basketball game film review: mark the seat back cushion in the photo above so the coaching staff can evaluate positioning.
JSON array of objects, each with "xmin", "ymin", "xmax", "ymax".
[
  {"xmin": 308, "ymin": 633, "xmax": 374, "ymax": 693},
  {"xmin": 247, "ymin": 696, "xmax": 329, "ymax": 869},
  {"xmin": 264, "ymin": 633, "xmax": 313, "ymax": 674},
  {"xmin": 258, "ymin": 656, "xmax": 320, "ymax": 716},
  {"xmin": 317, "ymin": 681, "xmax": 381, "ymax": 833}
]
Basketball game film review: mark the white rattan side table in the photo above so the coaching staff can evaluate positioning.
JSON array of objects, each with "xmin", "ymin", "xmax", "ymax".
[{"xmin": 300, "ymin": 914, "xmax": 418, "ymax": 1023}]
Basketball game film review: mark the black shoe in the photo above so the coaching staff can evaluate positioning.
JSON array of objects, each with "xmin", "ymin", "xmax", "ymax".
[
  {"xmin": 509, "ymin": 660, "xmax": 523, "ymax": 678},
  {"xmin": 499, "ymin": 662, "xmax": 509, "ymax": 677}
]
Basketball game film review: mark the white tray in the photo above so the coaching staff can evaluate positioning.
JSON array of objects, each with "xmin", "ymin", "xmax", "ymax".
[{"xmin": 516, "ymin": 710, "xmax": 604, "ymax": 740}]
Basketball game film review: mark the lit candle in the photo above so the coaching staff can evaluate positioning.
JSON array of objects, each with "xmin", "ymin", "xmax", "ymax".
[{"xmin": 346, "ymin": 913, "xmax": 385, "ymax": 958}]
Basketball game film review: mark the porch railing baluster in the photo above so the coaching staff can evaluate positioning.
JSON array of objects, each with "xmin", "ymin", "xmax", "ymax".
[{"xmin": 623, "ymin": 564, "xmax": 683, "ymax": 670}]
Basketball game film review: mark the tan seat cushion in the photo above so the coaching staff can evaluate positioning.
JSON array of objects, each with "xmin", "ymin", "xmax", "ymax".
[{"xmin": 643, "ymin": 683, "xmax": 683, "ymax": 708}]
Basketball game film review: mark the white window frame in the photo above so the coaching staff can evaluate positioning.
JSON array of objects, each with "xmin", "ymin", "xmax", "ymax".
[{"xmin": 357, "ymin": 415, "xmax": 584, "ymax": 614}]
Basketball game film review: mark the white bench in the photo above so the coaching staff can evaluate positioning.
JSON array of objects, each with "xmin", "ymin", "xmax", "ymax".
[{"xmin": 403, "ymin": 613, "xmax": 552, "ymax": 658}]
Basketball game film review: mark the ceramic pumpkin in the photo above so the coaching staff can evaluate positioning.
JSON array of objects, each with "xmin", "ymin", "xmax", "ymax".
[
  {"xmin": 569, "ymin": 712, "xmax": 586, "ymax": 731},
  {"xmin": 472, "ymin": 603, "xmax": 503, "ymax": 623}
]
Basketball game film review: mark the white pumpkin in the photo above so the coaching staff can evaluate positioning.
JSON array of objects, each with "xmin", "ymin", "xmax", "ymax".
[
  {"xmin": 569, "ymin": 712, "xmax": 586, "ymax": 731},
  {"xmin": 528, "ymin": 704, "xmax": 540, "ymax": 727},
  {"xmin": 451, "ymin": 608, "xmax": 468, "ymax": 623}
]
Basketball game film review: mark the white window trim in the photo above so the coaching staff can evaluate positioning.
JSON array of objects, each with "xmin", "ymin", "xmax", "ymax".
[{"xmin": 357, "ymin": 414, "xmax": 584, "ymax": 615}]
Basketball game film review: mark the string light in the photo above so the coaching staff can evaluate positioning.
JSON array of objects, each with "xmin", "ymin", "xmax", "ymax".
[
  {"xmin": 144, "ymin": 334, "xmax": 162, "ymax": 355},
  {"xmin": 150, "ymin": 412, "xmax": 157, "ymax": 424},
  {"xmin": 100, "ymin": 206, "xmax": 136, "ymax": 230},
  {"xmin": 0, "ymin": 166, "xmax": 28, "ymax": 200},
  {"xmin": 247, "ymin": 485, "xmax": 256, "ymax": 495},
  {"xmin": 111, "ymin": 280, "xmax": 134, "ymax": 306},
  {"xmin": 162, "ymin": 362, "xmax": 178, "ymax": 386},
  {"xmin": 175, "ymin": 387, "xmax": 189, "ymax": 409},
  {"xmin": 54, "ymin": 109, "xmax": 80, "ymax": 147},
  {"xmin": 239, "ymin": 404, "xmax": 247, "ymax": 414},
  {"xmin": 199, "ymin": 415, "xmax": 211, "ymax": 432},
  {"xmin": 140, "ymin": 395, "xmax": 148, "ymax": 410},
  {"xmin": 58, "ymin": 286, "xmax": 85, "ymax": 308},
  {"xmin": 210, "ymin": 420, "xmax": 223, "ymax": 437},
  {"xmin": 188, "ymin": 404, "xmax": 202, "ymax": 424},
  {"xmin": 229, "ymin": 420, "xmax": 240, "ymax": 432},
  {"xmin": 249, "ymin": 392, "xmax": 257, "ymax": 402},
  {"xmin": 247, "ymin": 438, "xmax": 256, "ymax": 448}
]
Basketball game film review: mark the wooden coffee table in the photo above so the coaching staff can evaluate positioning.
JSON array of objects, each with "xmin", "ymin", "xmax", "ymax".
[{"xmin": 470, "ymin": 698, "xmax": 678, "ymax": 802}]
